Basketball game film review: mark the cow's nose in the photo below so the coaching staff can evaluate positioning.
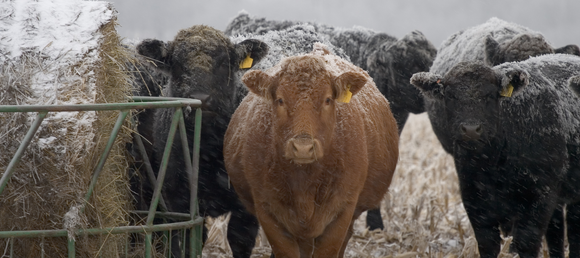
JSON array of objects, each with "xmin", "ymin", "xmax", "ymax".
[
  {"xmin": 285, "ymin": 135, "xmax": 323, "ymax": 164},
  {"xmin": 292, "ymin": 140, "xmax": 315, "ymax": 158},
  {"xmin": 460, "ymin": 123, "xmax": 482, "ymax": 141}
]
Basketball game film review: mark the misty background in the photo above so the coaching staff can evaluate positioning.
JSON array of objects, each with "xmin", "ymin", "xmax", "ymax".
[{"xmin": 109, "ymin": 0, "xmax": 579, "ymax": 51}]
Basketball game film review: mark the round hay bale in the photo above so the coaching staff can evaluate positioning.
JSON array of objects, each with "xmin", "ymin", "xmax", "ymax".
[{"xmin": 0, "ymin": 0, "xmax": 133, "ymax": 256}]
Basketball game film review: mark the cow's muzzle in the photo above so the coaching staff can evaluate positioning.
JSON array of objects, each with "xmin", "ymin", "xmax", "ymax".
[
  {"xmin": 284, "ymin": 135, "xmax": 323, "ymax": 164},
  {"xmin": 460, "ymin": 123, "xmax": 482, "ymax": 141}
]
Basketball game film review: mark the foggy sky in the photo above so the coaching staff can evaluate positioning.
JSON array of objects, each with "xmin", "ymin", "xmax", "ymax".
[{"xmin": 109, "ymin": 0, "xmax": 579, "ymax": 49}]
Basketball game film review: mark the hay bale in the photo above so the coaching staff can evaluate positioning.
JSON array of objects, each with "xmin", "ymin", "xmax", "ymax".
[{"xmin": 0, "ymin": 0, "xmax": 133, "ymax": 256}]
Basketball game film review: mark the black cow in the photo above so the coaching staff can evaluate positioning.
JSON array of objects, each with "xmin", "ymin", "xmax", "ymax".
[
  {"xmin": 226, "ymin": 11, "xmax": 437, "ymax": 231},
  {"xmin": 134, "ymin": 25, "xmax": 269, "ymax": 258},
  {"xmin": 411, "ymin": 54, "xmax": 580, "ymax": 258},
  {"xmin": 427, "ymin": 17, "xmax": 580, "ymax": 155},
  {"xmin": 417, "ymin": 18, "xmax": 580, "ymax": 258}
]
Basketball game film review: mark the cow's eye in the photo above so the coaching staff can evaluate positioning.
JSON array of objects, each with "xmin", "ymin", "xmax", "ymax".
[
  {"xmin": 277, "ymin": 98, "xmax": 284, "ymax": 106},
  {"xmin": 325, "ymin": 98, "xmax": 332, "ymax": 105}
]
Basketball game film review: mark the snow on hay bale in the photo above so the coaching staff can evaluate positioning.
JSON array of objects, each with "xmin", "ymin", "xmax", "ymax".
[{"xmin": 0, "ymin": 0, "xmax": 133, "ymax": 256}]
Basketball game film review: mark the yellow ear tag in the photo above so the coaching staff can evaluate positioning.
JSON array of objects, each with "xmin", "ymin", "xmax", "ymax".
[
  {"xmin": 337, "ymin": 86, "xmax": 353, "ymax": 103},
  {"xmin": 500, "ymin": 83, "xmax": 514, "ymax": 97},
  {"xmin": 239, "ymin": 55, "xmax": 253, "ymax": 69}
]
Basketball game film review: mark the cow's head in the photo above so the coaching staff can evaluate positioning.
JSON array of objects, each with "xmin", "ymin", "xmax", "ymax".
[
  {"xmin": 411, "ymin": 62, "xmax": 529, "ymax": 149},
  {"xmin": 366, "ymin": 31, "xmax": 437, "ymax": 114},
  {"xmin": 242, "ymin": 55, "xmax": 367, "ymax": 164},
  {"xmin": 137, "ymin": 25, "xmax": 268, "ymax": 113}
]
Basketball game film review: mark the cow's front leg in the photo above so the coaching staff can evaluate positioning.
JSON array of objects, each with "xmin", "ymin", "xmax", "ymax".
[
  {"xmin": 255, "ymin": 205, "xmax": 299, "ymax": 258},
  {"xmin": 313, "ymin": 204, "xmax": 356, "ymax": 258},
  {"xmin": 511, "ymin": 194, "xmax": 558, "ymax": 258},
  {"xmin": 457, "ymin": 169, "xmax": 501, "ymax": 257}
]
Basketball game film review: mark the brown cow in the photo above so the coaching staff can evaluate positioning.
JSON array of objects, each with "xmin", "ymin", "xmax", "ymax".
[{"xmin": 224, "ymin": 43, "xmax": 399, "ymax": 258}]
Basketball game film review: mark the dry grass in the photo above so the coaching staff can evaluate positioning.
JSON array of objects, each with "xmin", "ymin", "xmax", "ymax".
[
  {"xmin": 78, "ymin": 16, "xmax": 134, "ymax": 257},
  {"xmin": 201, "ymin": 113, "xmax": 548, "ymax": 258}
]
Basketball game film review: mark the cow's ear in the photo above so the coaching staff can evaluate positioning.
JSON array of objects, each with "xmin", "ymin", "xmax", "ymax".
[
  {"xmin": 569, "ymin": 75, "xmax": 580, "ymax": 97},
  {"xmin": 136, "ymin": 39, "xmax": 171, "ymax": 72},
  {"xmin": 410, "ymin": 72, "xmax": 444, "ymax": 99},
  {"xmin": 555, "ymin": 44, "xmax": 580, "ymax": 56},
  {"xmin": 484, "ymin": 35, "xmax": 502, "ymax": 66},
  {"xmin": 333, "ymin": 71, "xmax": 368, "ymax": 102},
  {"xmin": 498, "ymin": 68, "xmax": 529, "ymax": 98},
  {"xmin": 235, "ymin": 39, "xmax": 269, "ymax": 70},
  {"xmin": 242, "ymin": 70, "xmax": 275, "ymax": 100}
]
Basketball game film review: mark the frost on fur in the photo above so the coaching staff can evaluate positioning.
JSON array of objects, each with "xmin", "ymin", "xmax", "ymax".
[
  {"xmin": 569, "ymin": 75, "xmax": 580, "ymax": 96},
  {"xmin": 410, "ymin": 72, "xmax": 444, "ymax": 99}
]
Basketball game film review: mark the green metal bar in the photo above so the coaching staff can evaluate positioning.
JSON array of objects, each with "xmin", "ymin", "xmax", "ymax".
[
  {"xmin": 0, "ymin": 111, "xmax": 48, "ymax": 196},
  {"xmin": 192, "ymin": 108, "xmax": 203, "ymax": 258},
  {"xmin": 10, "ymin": 237, "xmax": 14, "ymax": 258},
  {"xmin": 177, "ymin": 114, "xmax": 195, "ymax": 220},
  {"xmin": 0, "ymin": 99, "xmax": 201, "ymax": 113},
  {"xmin": 130, "ymin": 211, "xmax": 192, "ymax": 221},
  {"xmin": 68, "ymin": 237, "xmax": 75, "ymax": 258},
  {"xmin": 41, "ymin": 237, "xmax": 45, "ymax": 258},
  {"xmin": 82, "ymin": 110, "xmax": 130, "ymax": 213},
  {"xmin": 133, "ymin": 132, "xmax": 168, "ymax": 212},
  {"xmin": 145, "ymin": 233, "xmax": 152, "ymax": 258},
  {"xmin": 146, "ymin": 108, "xmax": 183, "ymax": 226},
  {"xmin": 191, "ymin": 108, "xmax": 202, "ymax": 218},
  {"xmin": 0, "ymin": 219, "xmax": 202, "ymax": 238},
  {"xmin": 179, "ymin": 107, "xmax": 203, "ymax": 258}
]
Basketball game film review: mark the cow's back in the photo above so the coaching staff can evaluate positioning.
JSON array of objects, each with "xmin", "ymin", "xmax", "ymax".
[{"xmin": 432, "ymin": 17, "xmax": 536, "ymax": 75}]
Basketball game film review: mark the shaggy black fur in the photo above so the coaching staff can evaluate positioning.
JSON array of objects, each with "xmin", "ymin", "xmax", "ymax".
[
  {"xmin": 570, "ymin": 75, "xmax": 580, "ymax": 97},
  {"xmin": 411, "ymin": 55, "xmax": 580, "ymax": 258}
]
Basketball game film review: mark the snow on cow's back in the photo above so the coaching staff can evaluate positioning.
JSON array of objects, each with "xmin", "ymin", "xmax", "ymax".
[{"xmin": 431, "ymin": 17, "xmax": 539, "ymax": 75}]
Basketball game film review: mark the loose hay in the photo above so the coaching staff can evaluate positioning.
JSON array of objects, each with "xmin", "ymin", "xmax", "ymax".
[
  {"xmin": 202, "ymin": 113, "xmax": 547, "ymax": 257},
  {"xmin": 0, "ymin": 0, "xmax": 133, "ymax": 257}
]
